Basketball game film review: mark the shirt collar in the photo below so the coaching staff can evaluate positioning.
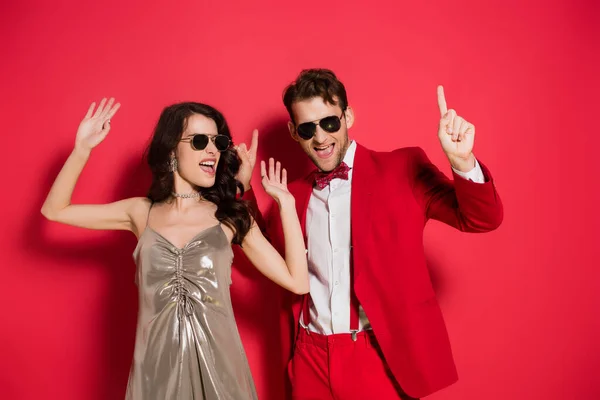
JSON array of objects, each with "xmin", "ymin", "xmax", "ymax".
[{"xmin": 343, "ymin": 140, "xmax": 357, "ymax": 169}]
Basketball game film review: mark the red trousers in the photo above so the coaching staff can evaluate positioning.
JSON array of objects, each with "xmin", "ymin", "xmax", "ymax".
[{"xmin": 288, "ymin": 328, "xmax": 418, "ymax": 400}]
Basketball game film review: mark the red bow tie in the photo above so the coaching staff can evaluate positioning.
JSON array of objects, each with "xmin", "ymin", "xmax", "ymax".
[{"xmin": 314, "ymin": 162, "xmax": 350, "ymax": 190}]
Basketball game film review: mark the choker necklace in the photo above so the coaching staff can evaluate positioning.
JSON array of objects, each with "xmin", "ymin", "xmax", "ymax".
[{"xmin": 171, "ymin": 191, "xmax": 202, "ymax": 199}]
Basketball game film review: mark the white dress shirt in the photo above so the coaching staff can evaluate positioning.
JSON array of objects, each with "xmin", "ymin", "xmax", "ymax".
[{"xmin": 300, "ymin": 141, "xmax": 485, "ymax": 335}]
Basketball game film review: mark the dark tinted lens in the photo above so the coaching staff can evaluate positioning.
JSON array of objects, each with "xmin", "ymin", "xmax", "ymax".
[
  {"xmin": 214, "ymin": 135, "xmax": 231, "ymax": 151},
  {"xmin": 296, "ymin": 122, "xmax": 316, "ymax": 140},
  {"xmin": 319, "ymin": 116, "xmax": 341, "ymax": 133},
  {"xmin": 191, "ymin": 134, "xmax": 209, "ymax": 150}
]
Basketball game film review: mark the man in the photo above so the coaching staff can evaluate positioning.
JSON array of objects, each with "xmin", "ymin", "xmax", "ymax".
[{"xmin": 237, "ymin": 69, "xmax": 503, "ymax": 399}]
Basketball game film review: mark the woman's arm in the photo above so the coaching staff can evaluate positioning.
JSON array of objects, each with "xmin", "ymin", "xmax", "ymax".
[
  {"xmin": 41, "ymin": 98, "xmax": 146, "ymax": 232},
  {"xmin": 240, "ymin": 159, "xmax": 309, "ymax": 294}
]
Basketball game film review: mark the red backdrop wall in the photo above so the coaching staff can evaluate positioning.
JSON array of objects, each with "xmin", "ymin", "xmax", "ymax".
[{"xmin": 1, "ymin": 0, "xmax": 598, "ymax": 399}]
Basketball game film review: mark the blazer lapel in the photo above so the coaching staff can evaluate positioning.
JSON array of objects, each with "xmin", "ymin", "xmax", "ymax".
[
  {"xmin": 351, "ymin": 144, "xmax": 376, "ymax": 279},
  {"xmin": 290, "ymin": 172, "xmax": 315, "ymax": 247},
  {"xmin": 288, "ymin": 173, "xmax": 314, "ymax": 338}
]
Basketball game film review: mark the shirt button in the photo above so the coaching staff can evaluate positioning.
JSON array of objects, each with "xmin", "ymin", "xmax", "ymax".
[{"xmin": 334, "ymin": 281, "xmax": 339, "ymax": 286}]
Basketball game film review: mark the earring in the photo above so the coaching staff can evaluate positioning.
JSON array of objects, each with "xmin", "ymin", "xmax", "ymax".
[{"xmin": 169, "ymin": 158, "xmax": 178, "ymax": 172}]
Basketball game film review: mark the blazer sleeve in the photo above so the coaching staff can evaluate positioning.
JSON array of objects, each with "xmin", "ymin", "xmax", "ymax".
[{"xmin": 406, "ymin": 146, "xmax": 503, "ymax": 232}]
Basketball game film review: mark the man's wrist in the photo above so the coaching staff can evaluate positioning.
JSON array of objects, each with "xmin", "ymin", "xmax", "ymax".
[{"xmin": 448, "ymin": 153, "xmax": 476, "ymax": 173}]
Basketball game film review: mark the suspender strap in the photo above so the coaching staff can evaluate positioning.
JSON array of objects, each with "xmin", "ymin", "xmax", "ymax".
[
  {"xmin": 349, "ymin": 245, "xmax": 360, "ymax": 340},
  {"xmin": 302, "ymin": 293, "xmax": 311, "ymax": 327}
]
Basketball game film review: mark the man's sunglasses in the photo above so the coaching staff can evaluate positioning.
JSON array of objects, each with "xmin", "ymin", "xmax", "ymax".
[
  {"xmin": 180, "ymin": 134, "xmax": 231, "ymax": 152},
  {"xmin": 295, "ymin": 113, "xmax": 345, "ymax": 140}
]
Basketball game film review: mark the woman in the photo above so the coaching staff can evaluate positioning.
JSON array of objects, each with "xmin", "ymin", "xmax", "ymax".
[{"xmin": 41, "ymin": 98, "xmax": 309, "ymax": 399}]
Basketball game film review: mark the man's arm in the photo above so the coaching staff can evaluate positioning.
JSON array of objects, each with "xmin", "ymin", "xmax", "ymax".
[
  {"xmin": 408, "ymin": 147, "xmax": 503, "ymax": 232},
  {"xmin": 407, "ymin": 86, "xmax": 503, "ymax": 232}
]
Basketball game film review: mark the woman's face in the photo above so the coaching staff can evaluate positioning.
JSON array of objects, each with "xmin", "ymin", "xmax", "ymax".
[{"xmin": 174, "ymin": 113, "xmax": 223, "ymax": 188}]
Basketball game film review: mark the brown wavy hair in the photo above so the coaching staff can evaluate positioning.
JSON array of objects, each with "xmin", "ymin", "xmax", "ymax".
[
  {"xmin": 283, "ymin": 68, "xmax": 349, "ymax": 122},
  {"xmin": 144, "ymin": 102, "xmax": 252, "ymax": 244}
]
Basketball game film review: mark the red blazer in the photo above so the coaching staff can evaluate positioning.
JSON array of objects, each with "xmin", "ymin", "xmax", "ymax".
[{"xmin": 246, "ymin": 144, "xmax": 503, "ymax": 398}]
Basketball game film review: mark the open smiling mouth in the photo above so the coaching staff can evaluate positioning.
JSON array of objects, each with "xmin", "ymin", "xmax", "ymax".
[
  {"xmin": 199, "ymin": 160, "xmax": 216, "ymax": 174},
  {"xmin": 314, "ymin": 143, "xmax": 334, "ymax": 159}
]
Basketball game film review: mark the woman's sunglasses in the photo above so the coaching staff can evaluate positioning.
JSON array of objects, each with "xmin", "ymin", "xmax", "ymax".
[
  {"xmin": 180, "ymin": 134, "xmax": 231, "ymax": 152},
  {"xmin": 295, "ymin": 113, "xmax": 345, "ymax": 140}
]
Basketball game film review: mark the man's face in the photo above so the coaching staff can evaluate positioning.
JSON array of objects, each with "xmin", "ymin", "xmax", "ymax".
[{"xmin": 288, "ymin": 97, "xmax": 354, "ymax": 172}]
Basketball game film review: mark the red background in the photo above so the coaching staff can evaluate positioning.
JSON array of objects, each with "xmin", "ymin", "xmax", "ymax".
[{"xmin": 1, "ymin": 0, "xmax": 599, "ymax": 399}]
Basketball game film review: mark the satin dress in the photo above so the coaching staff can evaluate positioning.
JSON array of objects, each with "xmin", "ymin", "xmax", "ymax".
[{"xmin": 125, "ymin": 222, "xmax": 257, "ymax": 399}]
